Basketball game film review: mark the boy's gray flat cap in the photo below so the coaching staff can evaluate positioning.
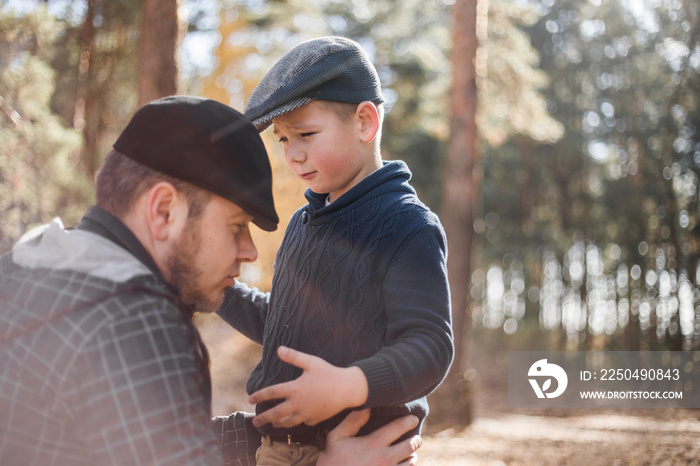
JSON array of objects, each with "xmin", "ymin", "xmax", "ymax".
[{"xmin": 244, "ymin": 36, "xmax": 384, "ymax": 132}]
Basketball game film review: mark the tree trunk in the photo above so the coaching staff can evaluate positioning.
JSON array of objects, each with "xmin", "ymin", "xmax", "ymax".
[
  {"xmin": 138, "ymin": 0, "xmax": 181, "ymax": 106},
  {"xmin": 428, "ymin": 0, "xmax": 480, "ymax": 429},
  {"xmin": 75, "ymin": 0, "xmax": 96, "ymax": 175}
]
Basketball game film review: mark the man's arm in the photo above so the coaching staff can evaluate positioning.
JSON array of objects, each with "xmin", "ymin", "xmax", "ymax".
[{"xmin": 217, "ymin": 280, "xmax": 270, "ymax": 344}]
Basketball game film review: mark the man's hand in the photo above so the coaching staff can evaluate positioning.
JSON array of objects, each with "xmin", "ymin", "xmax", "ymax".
[
  {"xmin": 249, "ymin": 346, "xmax": 369, "ymax": 428},
  {"xmin": 318, "ymin": 409, "xmax": 421, "ymax": 466}
]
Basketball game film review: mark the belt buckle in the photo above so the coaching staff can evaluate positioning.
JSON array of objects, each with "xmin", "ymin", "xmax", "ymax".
[
  {"xmin": 287, "ymin": 434, "xmax": 306, "ymax": 446},
  {"xmin": 285, "ymin": 432, "xmax": 325, "ymax": 449}
]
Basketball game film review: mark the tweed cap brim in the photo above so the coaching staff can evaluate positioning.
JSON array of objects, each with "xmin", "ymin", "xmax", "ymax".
[
  {"xmin": 114, "ymin": 96, "xmax": 279, "ymax": 231},
  {"xmin": 251, "ymin": 97, "xmax": 312, "ymax": 132},
  {"xmin": 245, "ymin": 36, "xmax": 384, "ymax": 132}
]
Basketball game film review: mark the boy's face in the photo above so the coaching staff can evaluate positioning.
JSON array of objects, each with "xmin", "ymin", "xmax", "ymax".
[{"xmin": 272, "ymin": 100, "xmax": 378, "ymax": 202}]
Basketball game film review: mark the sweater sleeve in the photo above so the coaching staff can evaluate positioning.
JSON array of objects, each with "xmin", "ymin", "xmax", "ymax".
[
  {"xmin": 217, "ymin": 281, "xmax": 270, "ymax": 345},
  {"xmin": 352, "ymin": 220, "xmax": 454, "ymax": 408}
]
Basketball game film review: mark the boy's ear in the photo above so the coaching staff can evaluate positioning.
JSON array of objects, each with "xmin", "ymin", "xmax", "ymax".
[{"xmin": 356, "ymin": 101, "xmax": 380, "ymax": 143}]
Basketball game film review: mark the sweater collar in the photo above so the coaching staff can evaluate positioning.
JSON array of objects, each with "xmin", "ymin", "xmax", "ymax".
[{"xmin": 305, "ymin": 160, "xmax": 413, "ymax": 213}]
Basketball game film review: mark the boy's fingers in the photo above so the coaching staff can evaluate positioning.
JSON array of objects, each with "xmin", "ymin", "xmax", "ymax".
[
  {"xmin": 251, "ymin": 402, "xmax": 293, "ymax": 428},
  {"xmin": 276, "ymin": 345, "xmax": 316, "ymax": 370},
  {"xmin": 273, "ymin": 413, "xmax": 303, "ymax": 428},
  {"xmin": 326, "ymin": 409, "xmax": 371, "ymax": 442},
  {"xmin": 248, "ymin": 382, "xmax": 291, "ymax": 404}
]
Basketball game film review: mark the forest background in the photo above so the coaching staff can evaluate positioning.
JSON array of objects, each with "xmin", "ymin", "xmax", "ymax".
[{"xmin": 2, "ymin": 0, "xmax": 700, "ymax": 462}]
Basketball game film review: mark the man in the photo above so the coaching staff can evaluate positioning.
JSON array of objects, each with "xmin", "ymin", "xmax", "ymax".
[{"xmin": 0, "ymin": 96, "xmax": 420, "ymax": 465}]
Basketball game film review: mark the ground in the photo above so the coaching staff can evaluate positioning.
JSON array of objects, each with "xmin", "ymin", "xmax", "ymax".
[
  {"xmin": 420, "ymin": 411, "xmax": 700, "ymax": 465},
  {"xmin": 197, "ymin": 315, "xmax": 700, "ymax": 466}
]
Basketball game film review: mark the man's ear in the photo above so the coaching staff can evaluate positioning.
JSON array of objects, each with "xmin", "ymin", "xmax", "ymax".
[
  {"xmin": 356, "ymin": 101, "xmax": 380, "ymax": 144},
  {"xmin": 145, "ymin": 182, "xmax": 186, "ymax": 241}
]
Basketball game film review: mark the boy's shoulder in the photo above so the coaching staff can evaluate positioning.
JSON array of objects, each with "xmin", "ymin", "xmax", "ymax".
[
  {"xmin": 368, "ymin": 185, "xmax": 445, "ymax": 242},
  {"xmin": 376, "ymin": 178, "xmax": 438, "ymax": 218},
  {"xmin": 397, "ymin": 196, "xmax": 443, "ymax": 229}
]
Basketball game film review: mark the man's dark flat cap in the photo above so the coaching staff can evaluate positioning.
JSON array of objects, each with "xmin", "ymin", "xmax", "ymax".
[
  {"xmin": 244, "ymin": 36, "xmax": 384, "ymax": 132},
  {"xmin": 114, "ymin": 95, "xmax": 278, "ymax": 231}
]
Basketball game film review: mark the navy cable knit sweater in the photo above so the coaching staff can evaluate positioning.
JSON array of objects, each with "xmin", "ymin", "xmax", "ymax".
[{"xmin": 218, "ymin": 160, "xmax": 453, "ymax": 439}]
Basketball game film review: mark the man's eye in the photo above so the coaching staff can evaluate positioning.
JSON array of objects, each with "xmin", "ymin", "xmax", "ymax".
[{"xmin": 231, "ymin": 224, "xmax": 247, "ymax": 235}]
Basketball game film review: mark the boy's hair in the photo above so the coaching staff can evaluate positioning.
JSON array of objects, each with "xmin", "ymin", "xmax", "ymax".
[
  {"xmin": 244, "ymin": 36, "xmax": 384, "ymax": 132},
  {"xmin": 317, "ymin": 100, "xmax": 385, "ymax": 124},
  {"xmin": 96, "ymin": 150, "xmax": 212, "ymax": 221},
  {"xmin": 318, "ymin": 100, "xmax": 385, "ymax": 147},
  {"xmin": 317, "ymin": 100, "xmax": 358, "ymax": 121}
]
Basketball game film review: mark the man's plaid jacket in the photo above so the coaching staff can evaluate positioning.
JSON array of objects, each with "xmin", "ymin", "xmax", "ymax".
[{"xmin": 0, "ymin": 207, "xmax": 258, "ymax": 465}]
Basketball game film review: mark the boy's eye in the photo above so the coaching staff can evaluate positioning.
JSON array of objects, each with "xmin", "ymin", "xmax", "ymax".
[
  {"xmin": 278, "ymin": 137, "xmax": 288, "ymax": 143},
  {"xmin": 301, "ymin": 132, "xmax": 315, "ymax": 138}
]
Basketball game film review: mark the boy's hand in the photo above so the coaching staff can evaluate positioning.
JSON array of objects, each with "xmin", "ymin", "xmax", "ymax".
[
  {"xmin": 318, "ymin": 410, "xmax": 421, "ymax": 466},
  {"xmin": 249, "ymin": 346, "xmax": 369, "ymax": 428}
]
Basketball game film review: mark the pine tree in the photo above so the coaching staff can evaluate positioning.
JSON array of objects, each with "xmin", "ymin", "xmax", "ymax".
[{"xmin": 0, "ymin": 6, "xmax": 93, "ymax": 253}]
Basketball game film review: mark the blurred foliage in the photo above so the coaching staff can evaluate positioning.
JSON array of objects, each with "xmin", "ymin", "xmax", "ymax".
[
  {"xmin": 50, "ymin": 0, "xmax": 140, "ymax": 174},
  {"xmin": 0, "ymin": 0, "xmax": 150, "ymax": 252},
  {"xmin": 0, "ymin": 6, "xmax": 91, "ymax": 253},
  {"xmin": 474, "ymin": 0, "xmax": 700, "ymax": 351},
  {"xmin": 477, "ymin": 0, "xmax": 564, "ymax": 147}
]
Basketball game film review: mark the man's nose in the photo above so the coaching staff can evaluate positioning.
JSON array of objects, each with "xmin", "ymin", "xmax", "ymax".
[{"xmin": 238, "ymin": 229, "xmax": 258, "ymax": 263}]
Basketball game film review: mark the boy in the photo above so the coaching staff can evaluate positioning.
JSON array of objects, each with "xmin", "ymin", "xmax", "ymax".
[{"xmin": 217, "ymin": 36, "xmax": 453, "ymax": 465}]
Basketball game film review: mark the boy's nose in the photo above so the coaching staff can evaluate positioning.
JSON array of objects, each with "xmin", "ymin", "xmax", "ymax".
[{"xmin": 286, "ymin": 143, "xmax": 306, "ymax": 164}]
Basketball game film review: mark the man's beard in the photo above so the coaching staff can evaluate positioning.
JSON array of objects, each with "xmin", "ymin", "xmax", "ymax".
[{"xmin": 166, "ymin": 223, "xmax": 221, "ymax": 314}]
